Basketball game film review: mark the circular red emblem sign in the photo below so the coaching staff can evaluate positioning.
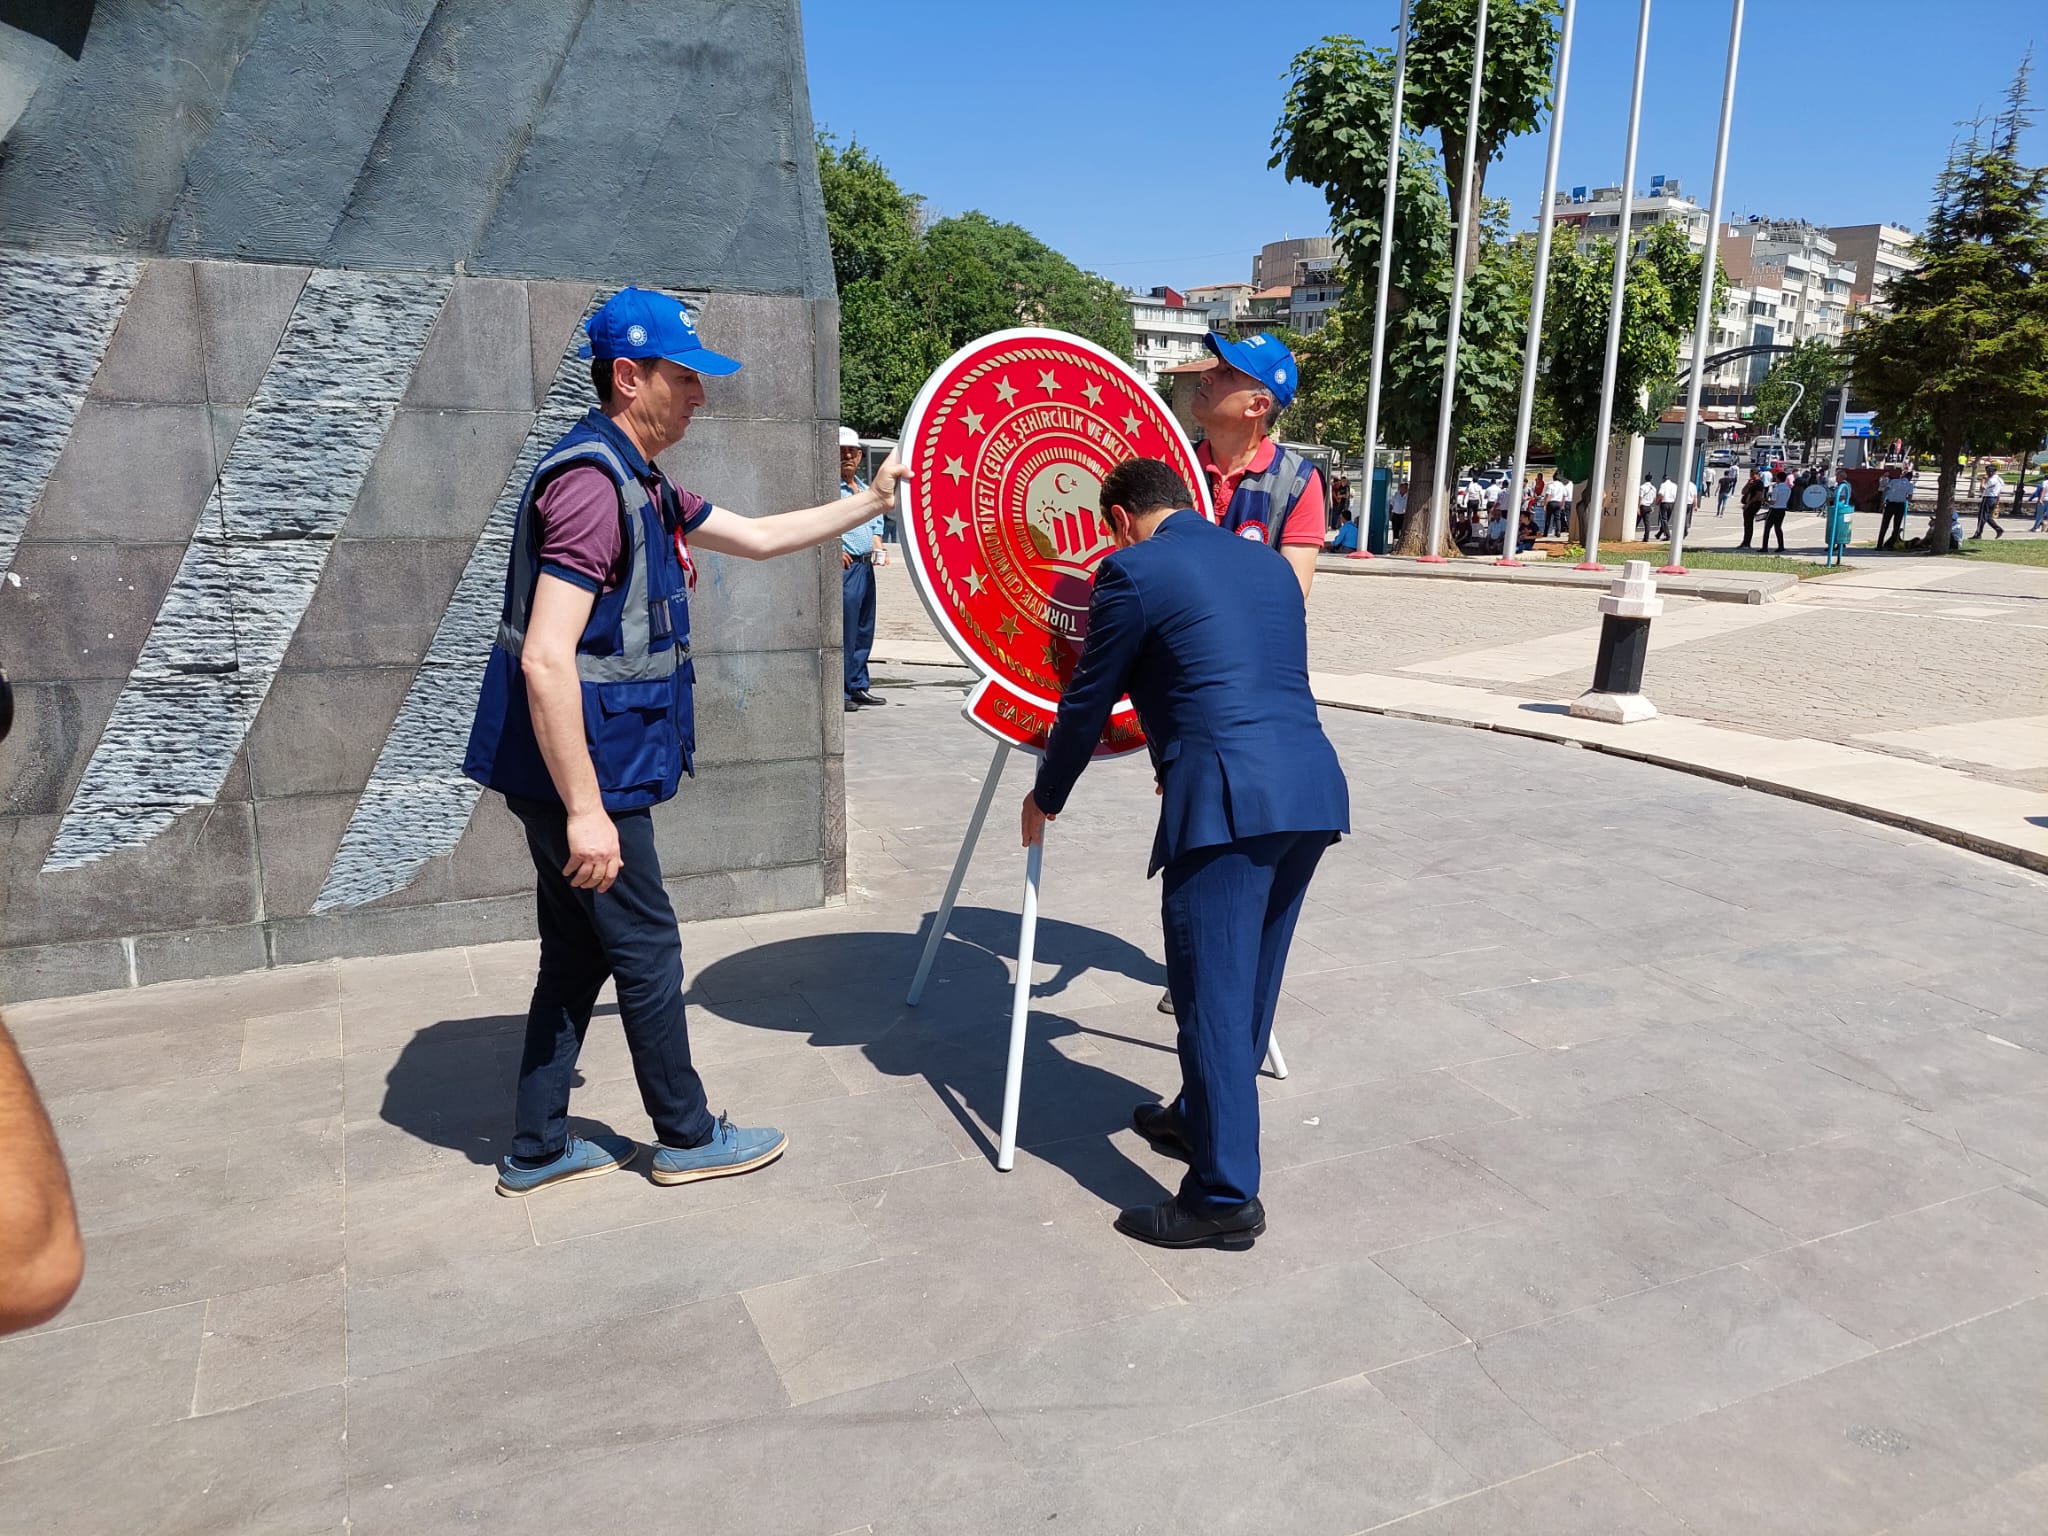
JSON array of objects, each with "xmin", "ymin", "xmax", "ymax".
[{"xmin": 897, "ymin": 329, "xmax": 1211, "ymax": 756}]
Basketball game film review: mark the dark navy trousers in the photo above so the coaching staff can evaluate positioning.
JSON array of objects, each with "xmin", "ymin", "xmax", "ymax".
[
  {"xmin": 1160, "ymin": 828, "xmax": 1331, "ymax": 1213},
  {"xmin": 506, "ymin": 798, "xmax": 715, "ymax": 1160},
  {"xmin": 842, "ymin": 556, "xmax": 876, "ymax": 697}
]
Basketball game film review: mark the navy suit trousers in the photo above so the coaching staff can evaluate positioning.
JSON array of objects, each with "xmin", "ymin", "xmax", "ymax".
[
  {"xmin": 842, "ymin": 557, "xmax": 876, "ymax": 696},
  {"xmin": 1161, "ymin": 828, "xmax": 1330, "ymax": 1212},
  {"xmin": 506, "ymin": 798, "xmax": 716, "ymax": 1159}
]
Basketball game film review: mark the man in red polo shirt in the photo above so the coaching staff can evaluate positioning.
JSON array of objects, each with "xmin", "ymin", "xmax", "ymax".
[{"xmin": 1191, "ymin": 331, "xmax": 1325, "ymax": 596}]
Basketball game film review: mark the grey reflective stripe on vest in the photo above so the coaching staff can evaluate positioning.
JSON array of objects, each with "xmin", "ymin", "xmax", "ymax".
[
  {"xmin": 1236, "ymin": 447, "xmax": 1313, "ymax": 548},
  {"xmin": 497, "ymin": 440, "xmax": 685, "ymax": 684}
]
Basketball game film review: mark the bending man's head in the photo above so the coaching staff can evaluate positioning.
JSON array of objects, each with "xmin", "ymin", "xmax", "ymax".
[{"xmin": 1099, "ymin": 459, "xmax": 1191, "ymax": 548}]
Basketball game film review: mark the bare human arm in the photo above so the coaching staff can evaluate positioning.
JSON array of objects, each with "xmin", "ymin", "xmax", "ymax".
[
  {"xmin": 0, "ymin": 1016, "xmax": 83, "ymax": 1334},
  {"xmin": 1281, "ymin": 543, "xmax": 1317, "ymax": 597},
  {"xmin": 689, "ymin": 453, "xmax": 910, "ymax": 560},
  {"xmin": 522, "ymin": 574, "xmax": 619, "ymax": 894}
]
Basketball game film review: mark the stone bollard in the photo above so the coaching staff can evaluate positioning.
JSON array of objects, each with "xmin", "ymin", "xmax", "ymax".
[{"xmin": 1569, "ymin": 560, "xmax": 1662, "ymax": 724}]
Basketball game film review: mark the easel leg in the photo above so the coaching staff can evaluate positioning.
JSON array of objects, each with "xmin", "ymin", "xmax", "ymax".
[
  {"xmin": 906, "ymin": 741, "xmax": 1010, "ymax": 1006},
  {"xmin": 1263, "ymin": 1029, "xmax": 1289, "ymax": 1080},
  {"xmin": 996, "ymin": 836, "xmax": 1043, "ymax": 1172}
]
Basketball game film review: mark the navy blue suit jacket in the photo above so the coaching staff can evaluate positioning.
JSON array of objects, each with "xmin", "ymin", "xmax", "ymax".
[{"xmin": 1033, "ymin": 510, "xmax": 1350, "ymax": 876}]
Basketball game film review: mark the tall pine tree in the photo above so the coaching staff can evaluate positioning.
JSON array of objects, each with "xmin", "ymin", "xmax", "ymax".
[{"xmin": 1849, "ymin": 58, "xmax": 2048, "ymax": 553}]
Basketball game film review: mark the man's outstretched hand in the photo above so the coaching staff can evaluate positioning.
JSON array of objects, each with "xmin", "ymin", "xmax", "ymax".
[{"xmin": 1020, "ymin": 790, "xmax": 1054, "ymax": 848}]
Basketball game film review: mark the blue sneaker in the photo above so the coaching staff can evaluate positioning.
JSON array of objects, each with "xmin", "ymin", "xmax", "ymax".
[
  {"xmin": 494, "ymin": 1133, "xmax": 637, "ymax": 1197},
  {"xmin": 650, "ymin": 1113, "xmax": 788, "ymax": 1186}
]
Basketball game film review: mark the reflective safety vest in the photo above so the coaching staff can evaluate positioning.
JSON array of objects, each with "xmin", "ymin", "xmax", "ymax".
[
  {"xmin": 1213, "ymin": 444, "xmax": 1315, "ymax": 549},
  {"xmin": 463, "ymin": 410, "xmax": 695, "ymax": 810}
]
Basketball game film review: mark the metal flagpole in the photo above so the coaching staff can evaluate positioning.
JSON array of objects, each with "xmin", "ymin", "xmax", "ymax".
[
  {"xmin": 1577, "ymin": 0, "xmax": 1653, "ymax": 571},
  {"xmin": 1353, "ymin": 0, "xmax": 1412, "ymax": 561},
  {"xmin": 1423, "ymin": 0, "xmax": 1489, "ymax": 563},
  {"xmin": 1495, "ymin": 0, "xmax": 1577, "ymax": 567},
  {"xmin": 1662, "ymin": 0, "xmax": 1744, "ymax": 575}
]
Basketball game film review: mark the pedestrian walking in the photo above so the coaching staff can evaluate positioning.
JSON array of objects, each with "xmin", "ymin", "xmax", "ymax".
[
  {"xmin": 463, "ymin": 286, "xmax": 909, "ymax": 1197},
  {"xmin": 1554, "ymin": 476, "xmax": 1574, "ymax": 538},
  {"xmin": 1976, "ymin": 467, "xmax": 2008, "ymax": 539},
  {"xmin": 1389, "ymin": 479, "xmax": 1409, "ymax": 541},
  {"xmin": 2028, "ymin": 479, "xmax": 2045, "ymax": 532},
  {"xmin": 1878, "ymin": 463, "xmax": 1914, "ymax": 548},
  {"xmin": 1021, "ymin": 457, "xmax": 1348, "ymax": 1248},
  {"xmin": 1656, "ymin": 474, "xmax": 1678, "ymax": 539},
  {"xmin": 1716, "ymin": 467, "xmax": 1737, "ymax": 515},
  {"xmin": 1738, "ymin": 468, "xmax": 1766, "ymax": 548},
  {"xmin": 840, "ymin": 427, "xmax": 888, "ymax": 711},
  {"xmin": 1762, "ymin": 471, "xmax": 1792, "ymax": 553},
  {"xmin": 1636, "ymin": 475, "xmax": 1657, "ymax": 539}
]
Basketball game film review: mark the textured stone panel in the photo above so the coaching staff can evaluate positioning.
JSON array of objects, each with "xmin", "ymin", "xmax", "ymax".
[
  {"xmin": 401, "ymin": 278, "xmax": 533, "ymax": 412},
  {"xmin": 0, "ymin": 251, "xmax": 138, "ymax": 577},
  {"xmin": 697, "ymin": 293, "xmax": 818, "ymax": 423},
  {"xmin": 245, "ymin": 668, "xmax": 415, "ymax": 801},
  {"xmin": 283, "ymin": 539, "xmax": 482, "ymax": 671},
  {"xmin": 34, "ymin": 400, "xmax": 220, "ymax": 544},
  {"xmin": 87, "ymin": 259, "xmax": 205, "ymax": 403},
  {"xmin": 691, "ymin": 649, "xmax": 827, "ymax": 769},
  {"xmin": 527, "ymin": 282, "xmax": 596, "ymax": 410},
  {"xmin": 654, "ymin": 756, "xmax": 823, "ymax": 878},
  {"xmin": 193, "ymin": 260, "xmax": 310, "ymax": 405},
  {"xmin": 0, "ymin": 935, "xmax": 133, "ymax": 1004},
  {"xmin": 0, "ymin": 541, "xmax": 188, "ymax": 682},
  {"xmin": 4, "ymin": 801, "xmax": 261, "ymax": 947},
  {"xmin": 165, "ymin": 0, "xmax": 439, "ymax": 262},
  {"xmin": 347, "ymin": 409, "xmax": 535, "ymax": 541}
]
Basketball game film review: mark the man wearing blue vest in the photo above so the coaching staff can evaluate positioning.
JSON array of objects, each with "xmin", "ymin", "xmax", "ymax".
[
  {"xmin": 465, "ymin": 288, "xmax": 907, "ymax": 1197},
  {"xmin": 1022, "ymin": 458, "xmax": 1349, "ymax": 1249},
  {"xmin": 839, "ymin": 426, "xmax": 888, "ymax": 711},
  {"xmin": 1191, "ymin": 331, "xmax": 1325, "ymax": 597}
]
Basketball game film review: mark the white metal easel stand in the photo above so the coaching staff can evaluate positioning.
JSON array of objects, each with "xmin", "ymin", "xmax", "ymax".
[{"xmin": 904, "ymin": 740, "xmax": 1287, "ymax": 1171}]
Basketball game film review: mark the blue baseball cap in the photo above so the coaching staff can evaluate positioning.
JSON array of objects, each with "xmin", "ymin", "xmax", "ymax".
[
  {"xmin": 578, "ymin": 286, "xmax": 741, "ymax": 376},
  {"xmin": 1203, "ymin": 330, "xmax": 1298, "ymax": 409}
]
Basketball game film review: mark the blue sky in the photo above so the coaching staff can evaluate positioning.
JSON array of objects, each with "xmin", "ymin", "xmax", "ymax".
[{"xmin": 803, "ymin": 0, "xmax": 2044, "ymax": 292}]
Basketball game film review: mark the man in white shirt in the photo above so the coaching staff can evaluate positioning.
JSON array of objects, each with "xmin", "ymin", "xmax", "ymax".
[
  {"xmin": 1878, "ymin": 465, "xmax": 1913, "ymax": 548},
  {"xmin": 1762, "ymin": 472, "xmax": 1792, "ymax": 552},
  {"xmin": 1389, "ymin": 480, "xmax": 1409, "ymax": 540},
  {"xmin": 1553, "ymin": 477, "xmax": 1574, "ymax": 537},
  {"xmin": 1656, "ymin": 475, "xmax": 1679, "ymax": 539},
  {"xmin": 1636, "ymin": 477, "xmax": 1657, "ymax": 539},
  {"xmin": 1977, "ymin": 467, "xmax": 2008, "ymax": 539}
]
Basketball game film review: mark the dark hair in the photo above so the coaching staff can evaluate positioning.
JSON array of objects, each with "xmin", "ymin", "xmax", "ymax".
[
  {"xmin": 1099, "ymin": 458, "xmax": 1190, "ymax": 519},
  {"xmin": 590, "ymin": 355, "xmax": 653, "ymax": 405}
]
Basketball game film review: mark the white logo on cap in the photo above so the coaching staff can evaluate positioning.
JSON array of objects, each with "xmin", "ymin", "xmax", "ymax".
[
  {"xmin": 627, "ymin": 324, "xmax": 648, "ymax": 346},
  {"xmin": 678, "ymin": 307, "xmax": 690, "ymax": 324},
  {"xmin": 1276, "ymin": 367, "xmax": 1289, "ymax": 384}
]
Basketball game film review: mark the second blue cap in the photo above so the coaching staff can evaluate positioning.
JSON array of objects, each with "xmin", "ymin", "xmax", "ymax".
[{"xmin": 579, "ymin": 286, "xmax": 742, "ymax": 376}]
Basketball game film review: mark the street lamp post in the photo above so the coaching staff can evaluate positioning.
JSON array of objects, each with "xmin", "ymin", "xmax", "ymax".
[
  {"xmin": 1662, "ymin": 0, "xmax": 1745, "ymax": 575},
  {"xmin": 1423, "ymin": 0, "xmax": 1489, "ymax": 563},
  {"xmin": 1577, "ymin": 0, "xmax": 1653, "ymax": 571}
]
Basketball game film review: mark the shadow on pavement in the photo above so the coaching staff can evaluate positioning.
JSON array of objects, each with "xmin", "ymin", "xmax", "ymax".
[
  {"xmin": 694, "ymin": 904, "xmax": 1174, "ymax": 1210},
  {"xmin": 377, "ymin": 1014, "xmax": 619, "ymax": 1169}
]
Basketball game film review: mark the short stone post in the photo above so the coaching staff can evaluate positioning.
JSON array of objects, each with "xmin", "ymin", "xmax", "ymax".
[{"xmin": 1570, "ymin": 559, "xmax": 1662, "ymax": 724}]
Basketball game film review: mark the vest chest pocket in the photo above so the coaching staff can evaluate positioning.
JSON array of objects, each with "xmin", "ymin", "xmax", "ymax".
[{"xmin": 586, "ymin": 677, "xmax": 679, "ymax": 798}]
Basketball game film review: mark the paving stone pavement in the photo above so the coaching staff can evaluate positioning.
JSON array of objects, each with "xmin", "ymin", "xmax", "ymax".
[
  {"xmin": 6, "ymin": 687, "xmax": 2048, "ymax": 1534},
  {"xmin": 879, "ymin": 547, "xmax": 2048, "ymax": 792}
]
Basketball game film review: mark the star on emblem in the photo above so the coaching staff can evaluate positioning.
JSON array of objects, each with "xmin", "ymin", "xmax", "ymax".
[
  {"xmin": 943, "ymin": 512, "xmax": 968, "ymax": 540},
  {"xmin": 1044, "ymin": 638, "xmax": 1065, "ymax": 670},
  {"xmin": 961, "ymin": 406, "xmax": 985, "ymax": 435},
  {"xmin": 1081, "ymin": 382, "xmax": 1103, "ymax": 407},
  {"xmin": 942, "ymin": 455, "xmax": 967, "ymax": 484},
  {"xmin": 966, "ymin": 570, "xmax": 987, "ymax": 597},
  {"xmin": 1120, "ymin": 411, "xmax": 1143, "ymax": 436},
  {"xmin": 993, "ymin": 376, "xmax": 1018, "ymax": 406},
  {"xmin": 1037, "ymin": 369, "xmax": 1061, "ymax": 397},
  {"xmin": 997, "ymin": 614, "xmax": 1022, "ymax": 641}
]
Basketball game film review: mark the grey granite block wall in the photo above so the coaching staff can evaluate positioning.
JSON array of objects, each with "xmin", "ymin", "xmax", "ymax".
[{"xmin": 0, "ymin": 2, "xmax": 843, "ymax": 1001}]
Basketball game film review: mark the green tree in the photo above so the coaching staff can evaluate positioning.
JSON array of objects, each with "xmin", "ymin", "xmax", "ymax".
[
  {"xmin": 818, "ymin": 135, "xmax": 1134, "ymax": 437},
  {"xmin": 1273, "ymin": 1, "xmax": 1560, "ymax": 553},
  {"xmin": 1751, "ymin": 338, "xmax": 1845, "ymax": 455},
  {"xmin": 1848, "ymin": 60, "xmax": 2048, "ymax": 553},
  {"xmin": 1540, "ymin": 221, "xmax": 1724, "ymax": 500}
]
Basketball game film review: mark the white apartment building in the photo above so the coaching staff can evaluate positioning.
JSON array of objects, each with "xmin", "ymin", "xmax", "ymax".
[
  {"xmin": 1126, "ymin": 288, "xmax": 1211, "ymax": 388},
  {"xmin": 1721, "ymin": 220, "xmax": 1857, "ymax": 345},
  {"xmin": 1550, "ymin": 176, "xmax": 1710, "ymax": 248},
  {"xmin": 1288, "ymin": 255, "xmax": 1342, "ymax": 334},
  {"xmin": 1824, "ymin": 222, "xmax": 1917, "ymax": 320},
  {"xmin": 1184, "ymin": 281, "xmax": 1254, "ymax": 332}
]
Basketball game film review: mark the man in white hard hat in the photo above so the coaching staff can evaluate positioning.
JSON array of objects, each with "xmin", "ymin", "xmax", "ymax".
[{"xmin": 840, "ymin": 426, "xmax": 889, "ymax": 710}]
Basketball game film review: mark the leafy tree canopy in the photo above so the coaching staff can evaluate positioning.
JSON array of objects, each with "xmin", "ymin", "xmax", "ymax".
[
  {"xmin": 818, "ymin": 135, "xmax": 1132, "ymax": 437},
  {"xmin": 1751, "ymin": 338, "xmax": 1846, "ymax": 449}
]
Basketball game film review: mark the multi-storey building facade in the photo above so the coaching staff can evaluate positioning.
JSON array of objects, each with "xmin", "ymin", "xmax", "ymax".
[
  {"xmin": 1550, "ymin": 176, "xmax": 1710, "ymax": 248},
  {"xmin": 1824, "ymin": 223, "xmax": 1917, "ymax": 315},
  {"xmin": 1126, "ymin": 286, "xmax": 1212, "ymax": 388},
  {"xmin": 1720, "ymin": 220, "xmax": 1858, "ymax": 345}
]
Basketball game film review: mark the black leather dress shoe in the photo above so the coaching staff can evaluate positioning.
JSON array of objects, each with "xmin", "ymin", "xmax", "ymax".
[
  {"xmin": 850, "ymin": 689, "xmax": 888, "ymax": 707},
  {"xmin": 1131, "ymin": 1102, "xmax": 1191, "ymax": 1162},
  {"xmin": 843, "ymin": 698, "xmax": 860, "ymax": 711},
  {"xmin": 1114, "ymin": 1196, "xmax": 1265, "ymax": 1249}
]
